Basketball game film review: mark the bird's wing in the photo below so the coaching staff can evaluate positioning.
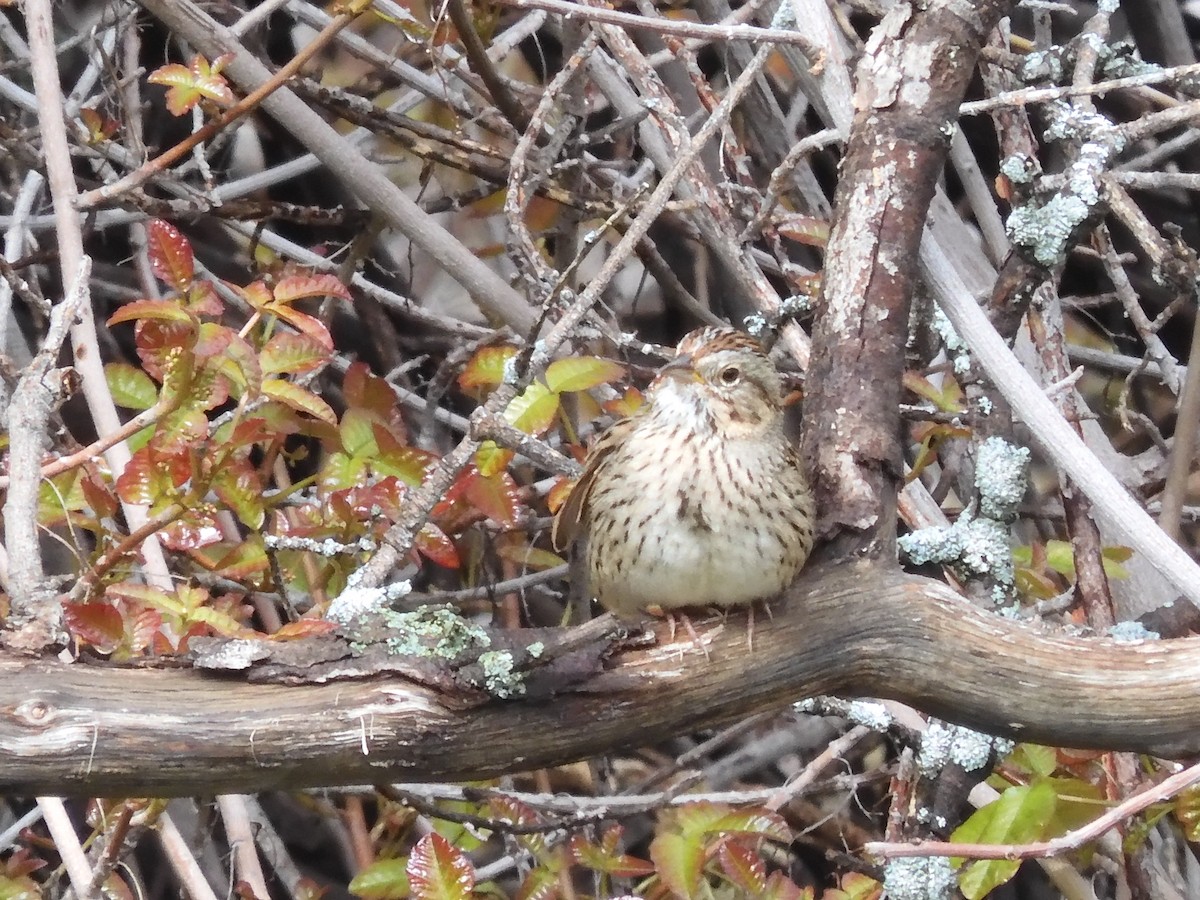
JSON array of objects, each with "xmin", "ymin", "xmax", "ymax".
[{"xmin": 551, "ymin": 418, "xmax": 633, "ymax": 551}]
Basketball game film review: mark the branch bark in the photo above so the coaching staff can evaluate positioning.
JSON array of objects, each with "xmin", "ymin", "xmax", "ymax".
[
  {"xmin": 803, "ymin": 0, "xmax": 1012, "ymax": 556},
  {"xmin": 3, "ymin": 562, "xmax": 1199, "ymax": 798}
]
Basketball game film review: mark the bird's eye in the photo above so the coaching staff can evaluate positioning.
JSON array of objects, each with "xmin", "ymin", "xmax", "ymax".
[{"xmin": 718, "ymin": 366, "xmax": 741, "ymax": 385}]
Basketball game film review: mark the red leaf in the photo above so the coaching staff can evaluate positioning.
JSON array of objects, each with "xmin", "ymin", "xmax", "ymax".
[
  {"xmin": 123, "ymin": 604, "xmax": 163, "ymax": 654},
  {"xmin": 569, "ymin": 827, "xmax": 655, "ymax": 878},
  {"xmin": 775, "ymin": 213, "xmax": 830, "ymax": 247},
  {"xmin": 545, "ymin": 477, "xmax": 574, "ymax": 515},
  {"xmin": 135, "ymin": 318, "xmax": 197, "ymax": 381},
  {"xmin": 63, "ymin": 602, "xmax": 124, "ymax": 653},
  {"xmin": 152, "ymin": 407, "xmax": 209, "ymax": 454},
  {"xmin": 160, "ymin": 509, "xmax": 224, "ymax": 551},
  {"xmin": 406, "ymin": 833, "xmax": 475, "ymax": 900},
  {"xmin": 271, "ymin": 273, "xmax": 351, "ymax": 304},
  {"xmin": 145, "ymin": 219, "xmax": 194, "ymax": 290},
  {"xmin": 415, "ymin": 524, "xmax": 460, "ymax": 568},
  {"xmin": 79, "ymin": 106, "xmax": 119, "ymax": 143},
  {"xmin": 717, "ymin": 840, "xmax": 767, "ymax": 895},
  {"xmin": 603, "ymin": 386, "xmax": 644, "ymax": 418},
  {"xmin": 230, "ymin": 280, "xmax": 274, "ymax": 311},
  {"xmin": 344, "ymin": 362, "xmax": 404, "ymax": 421},
  {"xmin": 485, "ymin": 797, "xmax": 551, "ymax": 857},
  {"xmin": 81, "ymin": 469, "xmax": 120, "ymax": 520},
  {"xmin": 185, "ymin": 280, "xmax": 224, "ymax": 316},
  {"xmin": 263, "ymin": 303, "xmax": 333, "ymax": 351},
  {"xmin": 459, "ymin": 467, "xmax": 521, "ymax": 526},
  {"xmin": 115, "ymin": 446, "xmax": 185, "ymax": 505}
]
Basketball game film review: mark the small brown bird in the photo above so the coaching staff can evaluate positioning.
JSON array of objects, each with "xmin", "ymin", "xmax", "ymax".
[{"xmin": 552, "ymin": 326, "xmax": 815, "ymax": 618}]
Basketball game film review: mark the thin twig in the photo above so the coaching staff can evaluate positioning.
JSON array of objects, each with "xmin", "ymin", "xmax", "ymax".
[
  {"xmin": 1158, "ymin": 295, "xmax": 1200, "ymax": 542},
  {"xmin": 959, "ymin": 60, "xmax": 1200, "ymax": 116},
  {"xmin": 0, "ymin": 397, "xmax": 171, "ymax": 491},
  {"xmin": 491, "ymin": 0, "xmax": 822, "ymax": 56},
  {"xmin": 76, "ymin": 3, "xmax": 367, "ymax": 208},
  {"xmin": 866, "ymin": 760, "xmax": 1200, "ymax": 861}
]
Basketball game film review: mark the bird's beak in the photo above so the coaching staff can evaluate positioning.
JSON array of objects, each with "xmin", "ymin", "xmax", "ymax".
[{"xmin": 657, "ymin": 353, "xmax": 701, "ymax": 383}]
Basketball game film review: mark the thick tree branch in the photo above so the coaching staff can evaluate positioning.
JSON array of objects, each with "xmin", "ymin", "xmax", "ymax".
[
  {"xmin": 3, "ymin": 562, "xmax": 1199, "ymax": 798},
  {"xmin": 803, "ymin": 0, "xmax": 1013, "ymax": 556}
]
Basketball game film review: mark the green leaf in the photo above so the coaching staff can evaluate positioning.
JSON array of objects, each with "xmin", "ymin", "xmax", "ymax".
[
  {"xmin": 261, "ymin": 331, "xmax": 330, "ymax": 376},
  {"xmin": 262, "ymin": 379, "xmax": 337, "ymax": 425},
  {"xmin": 1102, "ymin": 545, "xmax": 1132, "ymax": 579},
  {"xmin": 203, "ymin": 326, "xmax": 261, "ymax": 399},
  {"xmin": 902, "ymin": 371, "xmax": 965, "ymax": 413},
  {"xmin": 105, "ymin": 362, "xmax": 158, "ymax": 410},
  {"xmin": 320, "ymin": 451, "xmax": 367, "ymax": 491},
  {"xmin": 504, "ymin": 383, "xmax": 560, "ymax": 436},
  {"xmin": 106, "ymin": 582, "xmax": 184, "ymax": 618},
  {"xmin": 212, "ymin": 457, "xmax": 265, "ymax": 529},
  {"xmin": 147, "ymin": 54, "xmax": 235, "ymax": 115},
  {"xmin": 496, "ymin": 543, "xmax": 565, "ymax": 571},
  {"xmin": 372, "ymin": 426, "xmax": 436, "ymax": 487},
  {"xmin": 458, "ymin": 345, "xmax": 516, "ymax": 391},
  {"xmin": 544, "ymin": 356, "xmax": 625, "ymax": 393},
  {"xmin": 108, "ymin": 299, "xmax": 197, "ymax": 327},
  {"xmin": 674, "ymin": 803, "xmax": 790, "ymax": 843},
  {"xmin": 1008, "ymin": 744, "xmax": 1057, "ymax": 779},
  {"xmin": 406, "ymin": 833, "xmax": 475, "ymax": 900},
  {"xmin": 515, "ymin": 866, "xmax": 559, "ymax": 900},
  {"xmin": 340, "ymin": 408, "xmax": 381, "ymax": 457},
  {"xmin": 38, "ymin": 469, "xmax": 85, "ymax": 526},
  {"xmin": 569, "ymin": 827, "xmax": 655, "ymax": 878},
  {"xmin": 348, "ymin": 858, "xmax": 410, "ymax": 899},
  {"xmin": 649, "ymin": 832, "xmax": 704, "ymax": 900},
  {"xmin": 953, "ymin": 781, "xmax": 1057, "ymax": 900},
  {"xmin": 473, "ymin": 441, "xmax": 514, "ymax": 479}
]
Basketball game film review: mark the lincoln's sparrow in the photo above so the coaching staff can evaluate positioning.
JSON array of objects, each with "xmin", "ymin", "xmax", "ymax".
[{"xmin": 553, "ymin": 326, "xmax": 815, "ymax": 618}]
